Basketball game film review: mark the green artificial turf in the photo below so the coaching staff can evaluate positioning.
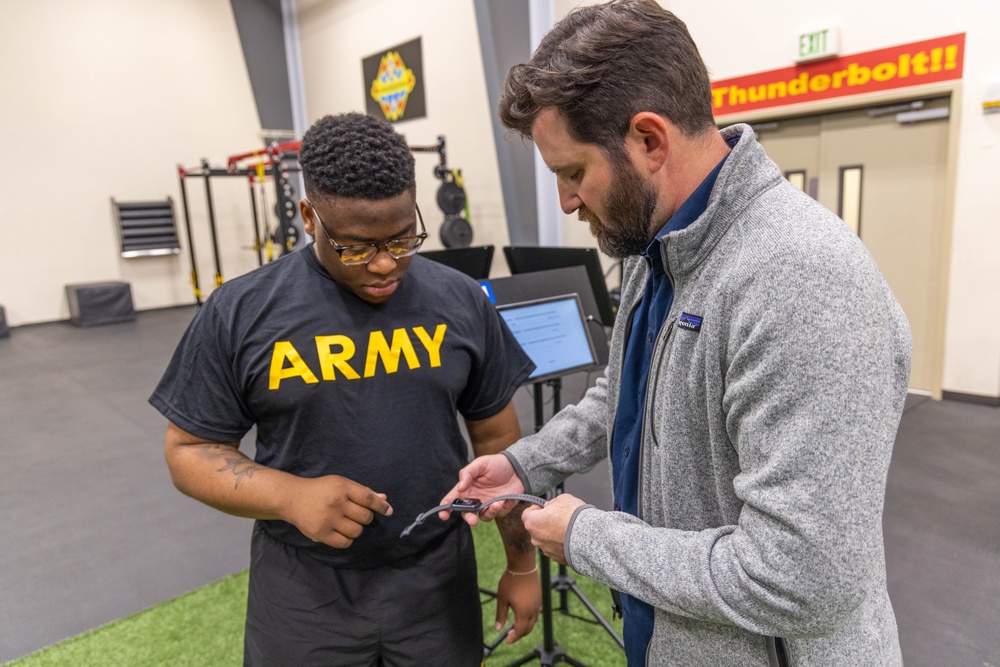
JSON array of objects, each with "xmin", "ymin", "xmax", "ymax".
[
  {"xmin": 473, "ymin": 523, "xmax": 626, "ymax": 666},
  {"xmin": 6, "ymin": 524, "xmax": 624, "ymax": 666},
  {"xmin": 4, "ymin": 571, "xmax": 248, "ymax": 667}
]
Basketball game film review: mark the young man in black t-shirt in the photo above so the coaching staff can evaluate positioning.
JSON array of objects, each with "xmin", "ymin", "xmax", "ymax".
[{"xmin": 151, "ymin": 113, "xmax": 540, "ymax": 666}]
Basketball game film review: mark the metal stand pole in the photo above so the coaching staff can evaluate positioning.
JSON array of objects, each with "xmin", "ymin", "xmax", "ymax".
[
  {"xmin": 176, "ymin": 166, "xmax": 202, "ymax": 306},
  {"xmin": 505, "ymin": 380, "xmax": 589, "ymax": 667},
  {"xmin": 548, "ymin": 379, "xmax": 623, "ymax": 650},
  {"xmin": 248, "ymin": 175, "xmax": 263, "ymax": 266},
  {"xmin": 550, "ymin": 564, "xmax": 624, "ymax": 649},
  {"xmin": 201, "ymin": 158, "xmax": 224, "ymax": 287}
]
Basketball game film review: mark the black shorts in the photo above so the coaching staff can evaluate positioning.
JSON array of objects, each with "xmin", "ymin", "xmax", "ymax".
[{"xmin": 244, "ymin": 522, "xmax": 483, "ymax": 667}]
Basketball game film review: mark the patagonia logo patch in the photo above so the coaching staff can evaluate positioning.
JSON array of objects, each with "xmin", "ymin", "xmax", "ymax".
[{"xmin": 677, "ymin": 313, "xmax": 703, "ymax": 332}]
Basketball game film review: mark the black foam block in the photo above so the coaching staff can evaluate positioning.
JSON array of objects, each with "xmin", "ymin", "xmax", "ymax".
[
  {"xmin": 65, "ymin": 282, "xmax": 136, "ymax": 327},
  {"xmin": 0, "ymin": 305, "xmax": 9, "ymax": 338}
]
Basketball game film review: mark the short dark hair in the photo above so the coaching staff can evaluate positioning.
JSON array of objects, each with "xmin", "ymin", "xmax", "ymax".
[
  {"xmin": 498, "ymin": 0, "xmax": 715, "ymax": 158},
  {"xmin": 299, "ymin": 112, "xmax": 416, "ymax": 201}
]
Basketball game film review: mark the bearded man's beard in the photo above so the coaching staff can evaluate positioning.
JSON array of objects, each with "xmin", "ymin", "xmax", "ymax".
[{"xmin": 578, "ymin": 160, "xmax": 658, "ymax": 259}]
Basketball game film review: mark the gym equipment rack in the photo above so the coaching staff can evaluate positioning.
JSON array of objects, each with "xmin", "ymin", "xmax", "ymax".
[
  {"xmin": 176, "ymin": 134, "xmax": 465, "ymax": 305},
  {"xmin": 176, "ymin": 139, "xmax": 301, "ymax": 304}
]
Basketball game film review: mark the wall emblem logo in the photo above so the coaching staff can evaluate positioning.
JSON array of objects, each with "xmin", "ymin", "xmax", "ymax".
[
  {"xmin": 370, "ymin": 51, "xmax": 416, "ymax": 121},
  {"xmin": 362, "ymin": 37, "xmax": 427, "ymax": 123}
]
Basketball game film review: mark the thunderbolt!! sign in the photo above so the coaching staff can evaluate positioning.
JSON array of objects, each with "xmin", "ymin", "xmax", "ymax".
[
  {"xmin": 362, "ymin": 37, "xmax": 427, "ymax": 123},
  {"xmin": 711, "ymin": 33, "xmax": 965, "ymax": 117}
]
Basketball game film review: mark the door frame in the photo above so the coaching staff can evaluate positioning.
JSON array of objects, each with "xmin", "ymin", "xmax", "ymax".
[{"xmin": 717, "ymin": 81, "xmax": 963, "ymax": 399}]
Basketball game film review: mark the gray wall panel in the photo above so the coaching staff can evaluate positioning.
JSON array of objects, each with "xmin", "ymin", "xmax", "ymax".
[
  {"xmin": 474, "ymin": 0, "xmax": 538, "ymax": 246},
  {"xmin": 230, "ymin": 0, "xmax": 294, "ymax": 131}
]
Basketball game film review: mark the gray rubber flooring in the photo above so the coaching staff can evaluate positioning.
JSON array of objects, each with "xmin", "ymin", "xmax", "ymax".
[{"xmin": 0, "ymin": 307, "xmax": 997, "ymax": 665}]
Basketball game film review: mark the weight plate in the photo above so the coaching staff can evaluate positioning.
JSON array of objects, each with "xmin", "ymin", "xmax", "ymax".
[
  {"xmin": 440, "ymin": 215, "xmax": 473, "ymax": 248},
  {"xmin": 436, "ymin": 182, "xmax": 467, "ymax": 215}
]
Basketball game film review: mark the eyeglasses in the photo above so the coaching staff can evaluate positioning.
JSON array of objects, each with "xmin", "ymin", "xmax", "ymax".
[{"xmin": 307, "ymin": 199, "xmax": 427, "ymax": 266}]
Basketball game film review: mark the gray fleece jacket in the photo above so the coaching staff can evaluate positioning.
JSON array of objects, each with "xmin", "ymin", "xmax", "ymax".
[{"xmin": 505, "ymin": 124, "xmax": 910, "ymax": 665}]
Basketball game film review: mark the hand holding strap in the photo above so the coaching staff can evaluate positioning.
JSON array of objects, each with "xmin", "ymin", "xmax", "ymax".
[{"xmin": 399, "ymin": 494, "xmax": 547, "ymax": 538}]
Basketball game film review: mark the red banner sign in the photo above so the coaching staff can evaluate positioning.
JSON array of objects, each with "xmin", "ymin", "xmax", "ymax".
[{"xmin": 711, "ymin": 33, "xmax": 965, "ymax": 117}]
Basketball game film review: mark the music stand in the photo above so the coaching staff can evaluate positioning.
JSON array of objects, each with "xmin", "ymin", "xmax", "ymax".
[
  {"xmin": 493, "ymin": 295, "xmax": 622, "ymax": 666},
  {"xmin": 420, "ymin": 245, "xmax": 494, "ymax": 279},
  {"xmin": 503, "ymin": 246, "xmax": 617, "ymax": 326}
]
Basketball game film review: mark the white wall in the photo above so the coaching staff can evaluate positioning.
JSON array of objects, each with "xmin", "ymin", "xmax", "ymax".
[
  {"xmin": 548, "ymin": 0, "xmax": 999, "ymax": 397},
  {"xmin": 0, "ymin": 0, "xmax": 264, "ymax": 326},
  {"xmin": 296, "ymin": 0, "xmax": 512, "ymax": 264},
  {"xmin": 4, "ymin": 0, "xmax": 996, "ymax": 397},
  {"xmin": 664, "ymin": 0, "xmax": 1000, "ymax": 397},
  {"xmin": 550, "ymin": 0, "xmax": 619, "ymax": 284}
]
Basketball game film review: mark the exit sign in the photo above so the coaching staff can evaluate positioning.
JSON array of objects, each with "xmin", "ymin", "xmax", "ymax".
[{"xmin": 796, "ymin": 27, "xmax": 840, "ymax": 63}]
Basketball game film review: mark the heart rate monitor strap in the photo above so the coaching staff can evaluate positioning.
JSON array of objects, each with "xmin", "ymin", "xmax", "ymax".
[
  {"xmin": 399, "ymin": 493, "xmax": 547, "ymax": 538},
  {"xmin": 479, "ymin": 493, "xmax": 547, "ymax": 510}
]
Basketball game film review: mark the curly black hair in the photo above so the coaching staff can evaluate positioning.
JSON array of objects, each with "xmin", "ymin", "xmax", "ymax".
[{"xmin": 299, "ymin": 112, "xmax": 416, "ymax": 200}]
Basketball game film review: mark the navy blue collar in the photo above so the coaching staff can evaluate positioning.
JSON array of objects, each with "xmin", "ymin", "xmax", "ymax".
[
  {"xmin": 641, "ymin": 151, "xmax": 730, "ymax": 277},
  {"xmin": 644, "ymin": 152, "xmax": 730, "ymax": 261}
]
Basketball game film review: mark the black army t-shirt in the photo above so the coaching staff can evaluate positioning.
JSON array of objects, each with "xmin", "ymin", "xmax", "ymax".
[{"xmin": 150, "ymin": 246, "xmax": 534, "ymax": 567}]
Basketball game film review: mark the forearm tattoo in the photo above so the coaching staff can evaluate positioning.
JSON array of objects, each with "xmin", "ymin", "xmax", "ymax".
[
  {"xmin": 496, "ymin": 503, "xmax": 534, "ymax": 554},
  {"xmin": 217, "ymin": 457, "xmax": 258, "ymax": 489},
  {"xmin": 196, "ymin": 444, "xmax": 261, "ymax": 490}
]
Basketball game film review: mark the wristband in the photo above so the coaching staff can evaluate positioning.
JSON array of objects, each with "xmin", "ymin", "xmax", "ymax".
[
  {"xmin": 400, "ymin": 493, "xmax": 546, "ymax": 538},
  {"xmin": 505, "ymin": 565, "xmax": 538, "ymax": 576}
]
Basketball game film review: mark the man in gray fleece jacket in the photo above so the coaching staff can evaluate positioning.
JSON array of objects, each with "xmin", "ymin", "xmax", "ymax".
[{"xmin": 441, "ymin": 0, "xmax": 911, "ymax": 664}]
